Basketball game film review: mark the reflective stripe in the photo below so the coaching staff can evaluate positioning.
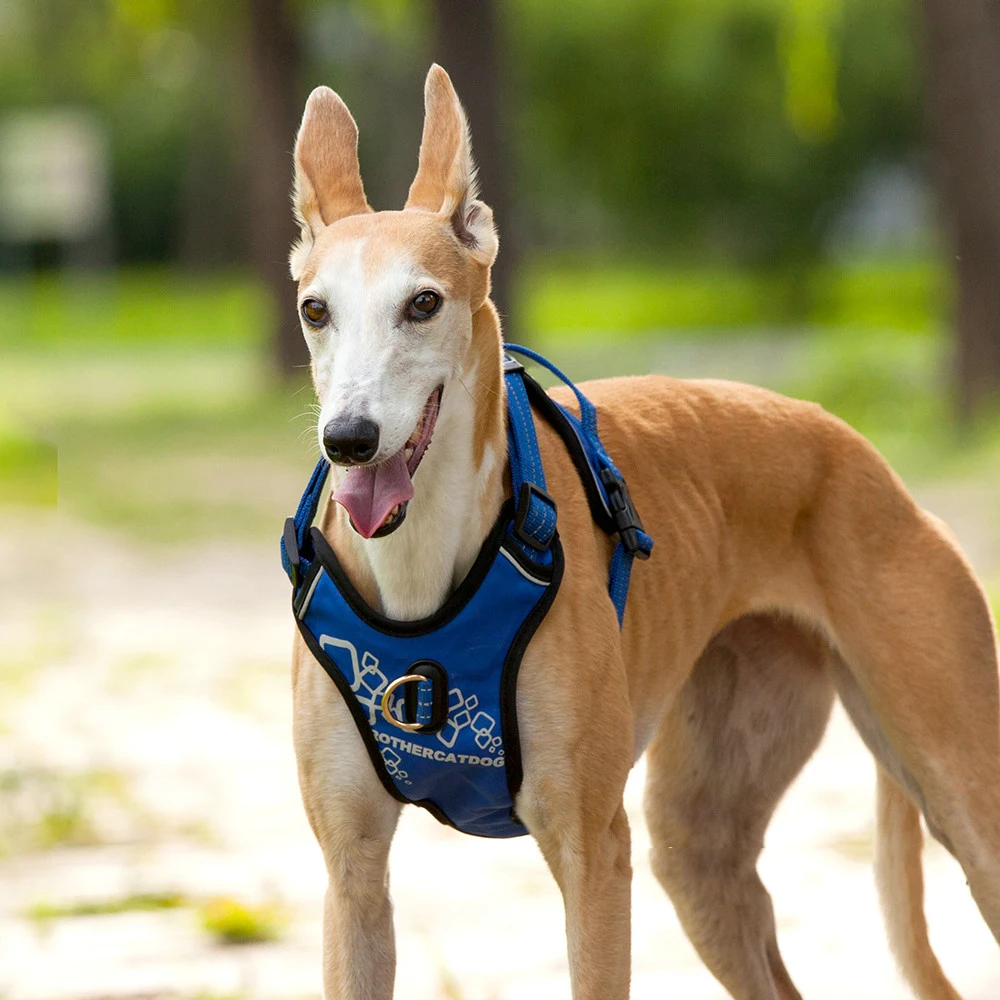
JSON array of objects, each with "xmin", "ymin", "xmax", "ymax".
[
  {"xmin": 296, "ymin": 566, "xmax": 325, "ymax": 620},
  {"xmin": 499, "ymin": 546, "xmax": 550, "ymax": 586}
]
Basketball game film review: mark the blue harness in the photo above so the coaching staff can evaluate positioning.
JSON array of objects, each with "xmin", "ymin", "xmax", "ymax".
[{"xmin": 280, "ymin": 346, "xmax": 652, "ymax": 838}]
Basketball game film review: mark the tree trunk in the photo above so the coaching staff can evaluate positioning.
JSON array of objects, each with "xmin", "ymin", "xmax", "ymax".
[
  {"xmin": 921, "ymin": 0, "xmax": 1000, "ymax": 420},
  {"xmin": 247, "ymin": 0, "xmax": 306, "ymax": 377},
  {"xmin": 430, "ymin": 0, "xmax": 521, "ymax": 338}
]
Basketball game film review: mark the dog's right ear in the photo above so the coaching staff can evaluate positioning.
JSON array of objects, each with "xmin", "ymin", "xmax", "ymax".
[{"xmin": 290, "ymin": 86, "xmax": 371, "ymax": 280}]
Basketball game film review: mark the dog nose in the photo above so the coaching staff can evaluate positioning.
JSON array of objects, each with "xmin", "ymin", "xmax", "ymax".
[{"xmin": 323, "ymin": 416, "xmax": 380, "ymax": 465}]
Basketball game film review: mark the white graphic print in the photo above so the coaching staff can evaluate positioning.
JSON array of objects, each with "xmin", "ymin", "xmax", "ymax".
[
  {"xmin": 438, "ymin": 689, "xmax": 503, "ymax": 756},
  {"xmin": 318, "ymin": 634, "xmax": 503, "ymax": 760},
  {"xmin": 380, "ymin": 747, "xmax": 410, "ymax": 784},
  {"xmin": 319, "ymin": 635, "xmax": 388, "ymax": 725}
]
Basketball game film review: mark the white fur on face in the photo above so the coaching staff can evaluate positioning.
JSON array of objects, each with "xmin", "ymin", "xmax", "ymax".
[{"xmin": 299, "ymin": 236, "xmax": 472, "ymax": 464}]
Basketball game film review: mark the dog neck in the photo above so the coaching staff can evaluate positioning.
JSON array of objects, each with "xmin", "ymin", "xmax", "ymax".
[{"xmin": 321, "ymin": 302, "xmax": 507, "ymax": 621}]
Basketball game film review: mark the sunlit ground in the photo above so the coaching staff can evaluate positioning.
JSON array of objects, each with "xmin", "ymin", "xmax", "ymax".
[{"xmin": 2, "ymin": 266, "xmax": 999, "ymax": 998}]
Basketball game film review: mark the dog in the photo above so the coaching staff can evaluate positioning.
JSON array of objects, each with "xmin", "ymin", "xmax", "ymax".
[{"xmin": 286, "ymin": 64, "xmax": 1000, "ymax": 1000}]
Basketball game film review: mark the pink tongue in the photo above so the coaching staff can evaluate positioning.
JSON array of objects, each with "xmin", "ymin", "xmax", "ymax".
[{"xmin": 331, "ymin": 449, "xmax": 414, "ymax": 539}]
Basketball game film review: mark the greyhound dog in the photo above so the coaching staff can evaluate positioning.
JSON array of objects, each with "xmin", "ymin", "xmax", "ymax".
[{"xmin": 286, "ymin": 64, "xmax": 1000, "ymax": 1000}]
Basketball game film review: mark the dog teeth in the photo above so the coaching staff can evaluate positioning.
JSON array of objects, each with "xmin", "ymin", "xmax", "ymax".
[{"xmin": 404, "ymin": 445, "xmax": 414, "ymax": 462}]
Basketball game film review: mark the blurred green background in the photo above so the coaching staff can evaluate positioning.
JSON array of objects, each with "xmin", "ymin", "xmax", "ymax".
[
  {"xmin": 2, "ymin": 0, "xmax": 999, "ymax": 536},
  {"xmin": 3, "ymin": 1, "xmax": 1000, "ymax": 995}
]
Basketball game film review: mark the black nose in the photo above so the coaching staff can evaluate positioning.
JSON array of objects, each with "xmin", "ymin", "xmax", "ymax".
[{"xmin": 323, "ymin": 415, "xmax": 380, "ymax": 465}]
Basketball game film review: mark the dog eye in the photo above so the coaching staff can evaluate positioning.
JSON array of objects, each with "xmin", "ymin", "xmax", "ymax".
[
  {"xmin": 407, "ymin": 290, "xmax": 441, "ymax": 321},
  {"xmin": 301, "ymin": 298, "xmax": 328, "ymax": 326}
]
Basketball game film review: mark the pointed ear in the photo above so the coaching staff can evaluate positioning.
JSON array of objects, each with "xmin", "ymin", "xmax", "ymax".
[
  {"xmin": 290, "ymin": 86, "xmax": 371, "ymax": 279},
  {"xmin": 404, "ymin": 65, "xmax": 498, "ymax": 266}
]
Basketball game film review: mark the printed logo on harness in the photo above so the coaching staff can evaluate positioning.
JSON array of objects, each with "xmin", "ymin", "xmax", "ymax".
[
  {"xmin": 319, "ymin": 634, "xmax": 389, "ymax": 725},
  {"xmin": 318, "ymin": 634, "xmax": 505, "ymax": 779}
]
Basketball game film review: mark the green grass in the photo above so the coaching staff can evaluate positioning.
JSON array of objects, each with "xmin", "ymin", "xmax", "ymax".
[
  {"xmin": 1, "ymin": 336, "xmax": 317, "ymax": 539},
  {"xmin": 27, "ymin": 892, "xmax": 188, "ymax": 921},
  {"xmin": 198, "ymin": 896, "xmax": 287, "ymax": 945},
  {"xmin": 0, "ymin": 261, "xmax": 992, "ymax": 543},
  {"xmin": 0, "ymin": 767, "xmax": 135, "ymax": 855},
  {"xmin": 25, "ymin": 889, "xmax": 287, "ymax": 947},
  {"xmin": 523, "ymin": 258, "xmax": 946, "ymax": 338},
  {"xmin": 0, "ymin": 258, "xmax": 945, "ymax": 352},
  {"xmin": 0, "ymin": 428, "xmax": 56, "ymax": 506},
  {"xmin": 50, "ymin": 361, "xmax": 316, "ymax": 542},
  {"xmin": 0, "ymin": 269, "xmax": 271, "ymax": 349}
]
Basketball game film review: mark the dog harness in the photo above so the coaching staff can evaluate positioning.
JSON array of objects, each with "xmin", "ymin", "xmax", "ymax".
[{"xmin": 280, "ymin": 346, "xmax": 653, "ymax": 838}]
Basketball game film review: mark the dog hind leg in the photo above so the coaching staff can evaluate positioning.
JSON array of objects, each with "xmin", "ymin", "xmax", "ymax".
[
  {"xmin": 643, "ymin": 613, "xmax": 834, "ymax": 1000},
  {"xmin": 814, "ymin": 498, "xmax": 1000, "ymax": 948}
]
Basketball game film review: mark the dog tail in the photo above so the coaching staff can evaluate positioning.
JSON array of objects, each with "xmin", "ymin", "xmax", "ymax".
[{"xmin": 875, "ymin": 767, "xmax": 964, "ymax": 1000}]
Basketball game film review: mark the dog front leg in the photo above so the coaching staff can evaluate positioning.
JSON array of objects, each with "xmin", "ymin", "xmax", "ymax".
[
  {"xmin": 560, "ymin": 809, "xmax": 633, "ymax": 1000},
  {"xmin": 320, "ymin": 805, "xmax": 399, "ymax": 1000},
  {"xmin": 515, "ymin": 638, "xmax": 635, "ymax": 1000},
  {"xmin": 295, "ymin": 652, "xmax": 402, "ymax": 999},
  {"xmin": 520, "ymin": 786, "xmax": 633, "ymax": 999}
]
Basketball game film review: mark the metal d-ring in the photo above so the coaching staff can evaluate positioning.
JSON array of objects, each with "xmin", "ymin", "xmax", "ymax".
[{"xmin": 381, "ymin": 674, "xmax": 430, "ymax": 732}]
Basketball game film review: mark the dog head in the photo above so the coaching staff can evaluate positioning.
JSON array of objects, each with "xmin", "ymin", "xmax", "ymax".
[{"xmin": 290, "ymin": 65, "xmax": 499, "ymax": 539}]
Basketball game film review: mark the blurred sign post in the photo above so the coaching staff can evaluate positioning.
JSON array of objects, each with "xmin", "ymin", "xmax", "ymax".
[{"xmin": 0, "ymin": 109, "xmax": 111, "ymax": 267}]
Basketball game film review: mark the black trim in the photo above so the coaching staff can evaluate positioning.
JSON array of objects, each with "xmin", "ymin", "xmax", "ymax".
[
  {"xmin": 308, "ymin": 499, "xmax": 553, "ymax": 637},
  {"xmin": 499, "ymin": 534, "xmax": 565, "ymax": 804},
  {"xmin": 521, "ymin": 374, "xmax": 615, "ymax": 535},
  {"xmin": 283, "ymin": 517, "xmax": 301, "ymax": 587}
]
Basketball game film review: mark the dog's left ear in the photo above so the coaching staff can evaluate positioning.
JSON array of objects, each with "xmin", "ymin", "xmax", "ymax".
[{"xmin": 405, "ymin": 65, "xmax": 498, "ymax": 267}]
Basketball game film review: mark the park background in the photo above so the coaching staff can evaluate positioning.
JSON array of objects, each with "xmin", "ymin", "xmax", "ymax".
[{"xmin": 1, "ymin": 0, "xmax": 1000, "ymax": 997}]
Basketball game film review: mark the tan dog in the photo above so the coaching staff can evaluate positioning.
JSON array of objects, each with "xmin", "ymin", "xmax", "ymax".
[{"xmin": 288, "ymin": 65, "xmax": 1000, "ymax": 1000}]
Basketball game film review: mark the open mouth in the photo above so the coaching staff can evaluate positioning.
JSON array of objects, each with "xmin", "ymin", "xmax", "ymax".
[{"xmin": 331, "ymin": 386, "xmax": 442, "ymax": 539}]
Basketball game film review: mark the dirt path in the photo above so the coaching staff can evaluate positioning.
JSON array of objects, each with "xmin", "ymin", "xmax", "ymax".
[{"xmin": 1, "ymin": 485, "xmax": 998, "ymax": 999}]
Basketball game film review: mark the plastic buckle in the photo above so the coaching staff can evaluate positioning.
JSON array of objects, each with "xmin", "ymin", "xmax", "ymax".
[
  {"xmin": 503, "ymin": 355, "xmax": 525, "ymax": 374},
  {"xmin": 513, "ymin": 481, "xmax": 557, "ymax": 552},
  {"xmin": 380, "ymin": 661, "xmax": 448, "ymax": 734},
  {"xmin": 283, "ymin": 516, "xmax": 301, "ymax": 587},
  {"xmin": 599, "ymin": 468, "xmax": 650, "ymax": 560}
]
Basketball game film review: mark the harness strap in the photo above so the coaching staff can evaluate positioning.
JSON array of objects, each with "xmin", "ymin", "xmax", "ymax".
[
  {"xmin": 504, "ymin": 359, "xmax": 557, "ymax": 554},
  {"xmin": 504, "ymin": 344, "xmax": 653, "ymax": 627},
  {"xmin": 281, "ymin": 457, "xmax": 330, "ymax": 584},
  {"xmin": 281, "ymin": 348, "xmax": 651, "ymax": 626}
]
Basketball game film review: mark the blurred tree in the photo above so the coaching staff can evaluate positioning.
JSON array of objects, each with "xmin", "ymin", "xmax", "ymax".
[
  {"xmin": 0, "ymin": 0, "xmax": 931, "ymax": 330},
  {"xmin": 248, "ymin": 0, "xmax": 307, "ymax": 376},
  {"xmin": 511, "ymin": 0, "xmax": 921, "ymax": 266},
  {"xmin": 429, "ymin": 0, "xmax": 517, "ymax": 332},
  {"xmin": 921, "ymin": 0, "xmax": 1000, "ymax": 420}
]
